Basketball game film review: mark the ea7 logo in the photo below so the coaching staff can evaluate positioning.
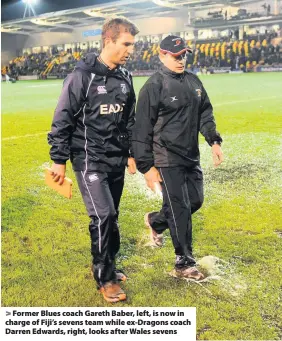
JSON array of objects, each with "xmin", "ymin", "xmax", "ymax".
[
  {"xmin": 100, "ymin": 103, "xmax": 125, "ymax": 115},
  {"xmin": 97, "ymin": 86, "xmax": 107, "ymax": 95},
  {"xmin": 120, "ymin": 83, "xmax": 127, "ymax": 94},
  {"xmin": 195, "ymin": 88, "xmax": 202, "ymax": 97}
]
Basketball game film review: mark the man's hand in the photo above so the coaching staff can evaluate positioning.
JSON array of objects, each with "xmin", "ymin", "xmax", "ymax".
[
  {"xmin": 144, "ymin": 167, "xmax": 162, "ymax": 192},
  {"xmin": 212, "ymin": 144, "xmax": 224, "ymax": 167},
  {"xmin": 127, "ymin": 157, "xmax": 136, "ymax": 175},
  {"xmin": 51, "ymin": 163, "xmax": 66, "ymax": 185}
]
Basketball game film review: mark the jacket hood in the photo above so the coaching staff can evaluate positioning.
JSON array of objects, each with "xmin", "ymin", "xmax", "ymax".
[{"xmin": 76, "ymin": 53, "xmax": 110, "ymax": 76}]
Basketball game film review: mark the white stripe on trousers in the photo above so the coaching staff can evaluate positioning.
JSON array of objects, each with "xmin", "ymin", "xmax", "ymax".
[
  {"xmin": 81, "ymin": 171, "xmax": 102, "ymax": 280},
  {"xmin": 159, "ymin": 168, "xmax": 180, "ymax": 243},
  {"xmin": 81, "ymin": 73, "xmax": 102, "ymax": 279}
]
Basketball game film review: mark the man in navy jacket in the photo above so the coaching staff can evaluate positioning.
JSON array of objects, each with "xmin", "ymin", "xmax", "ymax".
[
  {"xmin": 48, "ymin": 18, "xmax": 139, "ymax": 302},
  {"xmin": 133, "ymin": 35, "xmax": 224, "ymax": 280}
]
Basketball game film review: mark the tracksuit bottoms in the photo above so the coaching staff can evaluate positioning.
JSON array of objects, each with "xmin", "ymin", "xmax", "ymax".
[
  {"xmin": 75, "ymin": 170, "xmax": 124, "ymax": 287},
  {"xmin": 74, "ymin": 164, "xmax": 203, "ymax": 286},
  {"xmin": 148, "ymin": 165, "xmax": 204, "ymax": 266}
]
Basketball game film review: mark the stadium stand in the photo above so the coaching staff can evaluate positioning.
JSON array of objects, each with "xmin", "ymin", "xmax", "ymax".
[
  {"xmin": 193, "ymin": 4, "xmax": 276, "ymax": 25},
  {"xmin": 3, "ymin": 32, "xmax": 281, "ymax": 79}
]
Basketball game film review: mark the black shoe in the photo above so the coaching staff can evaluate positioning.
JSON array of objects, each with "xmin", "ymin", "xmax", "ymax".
[
  {"xmin": 174, "ymin": 255, "xmax": 204, "ymax": 281},
  {"xmin": 175, "ymin": 255, "xmax": 196, "ymax": 267}
]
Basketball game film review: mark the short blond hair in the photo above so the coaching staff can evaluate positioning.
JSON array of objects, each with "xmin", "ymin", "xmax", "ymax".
[{"xmin": 102, "ymin": 17, "xmax": 139, "ymax": 47}]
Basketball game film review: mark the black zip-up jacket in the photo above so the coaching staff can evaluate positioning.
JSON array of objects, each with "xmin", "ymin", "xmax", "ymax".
[
  {"xmin": 48, "ymin": 53, "xmax": 135, "ymax": 172},
  {"xmin": 133, "ymin": 65, "xmax": 222, "ymax": 174}
]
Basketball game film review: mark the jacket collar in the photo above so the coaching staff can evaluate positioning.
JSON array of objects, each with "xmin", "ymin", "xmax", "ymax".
[
  {"xmin": 160, "ymin": 64, "xmax": 185, "ymax": 79},
  {"xmin": 76, "ymin": 53, "xmax": 121, "ymax": 76}
]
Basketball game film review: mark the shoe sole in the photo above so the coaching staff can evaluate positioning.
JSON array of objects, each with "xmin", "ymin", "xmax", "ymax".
[
  {"xmin": 174, "ymin": 271, "xmax": 205, "ymax": 281},
  {"xmin": 144, "ymin": 213, "xmax": 163, "ymax": 247},
  {"xmin": 99, "ymin": 288, "xmax": 127, "ymax": 303}
]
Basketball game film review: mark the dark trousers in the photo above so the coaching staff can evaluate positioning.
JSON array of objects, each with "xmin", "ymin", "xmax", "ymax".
[
  {"xmin": 149, "ymin": 166, "xmax": 204, "ymax": 265},
  {"xmin": 75, "ymin": 170, "xmax": 124, "ymax": 287}
]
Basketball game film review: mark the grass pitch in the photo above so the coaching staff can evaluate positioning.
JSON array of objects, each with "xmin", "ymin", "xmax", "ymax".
[{"xmin": 1, "ymin": 73, "xmax": 282, "ymax": 340}]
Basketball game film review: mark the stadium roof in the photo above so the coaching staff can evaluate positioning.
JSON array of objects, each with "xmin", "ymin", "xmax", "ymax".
[{"xmin": 1, "ymin": 0, "xmax": 262, "ymax": 35}]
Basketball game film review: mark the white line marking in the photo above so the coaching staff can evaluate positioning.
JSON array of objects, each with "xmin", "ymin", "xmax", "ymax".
[
  {"xmin": 213, "ymin": 96, "xmax": 279, "ymax": 107},
  {"xmin": 3, "ymin": 95, "xmax": 279, "ymax": 142},
  {"xmin": 2, "ymin": 132, "xmax": 48, "ymax": 141},
  {"xmin": 27, "ymin": 84, "xmax": 60, "ymax": 88}
]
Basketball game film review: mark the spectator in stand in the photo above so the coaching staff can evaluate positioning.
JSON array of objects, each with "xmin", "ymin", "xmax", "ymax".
[{"xmin": 4, "ymin": 33, "xmax": 282, "ymax": 77}]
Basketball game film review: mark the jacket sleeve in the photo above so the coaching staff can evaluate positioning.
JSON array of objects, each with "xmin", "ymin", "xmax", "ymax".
[
  {"xmin": 126, "ymin": 74, "xmax": 136, "ymax": 157},
  {"xmin": 199, "ymin": 84, "xmax": 222, "ymax": 146},
  {"xmin": 47, "ymin": 71, "xmax": 85, "ymax": 164},
  {"xmin": 133, "ymin": 83, "xmax": 160, "ymax": 174}
]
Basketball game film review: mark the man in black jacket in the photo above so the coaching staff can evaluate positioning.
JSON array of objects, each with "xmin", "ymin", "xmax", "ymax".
[
  {"xmin": 48, "ymin": 18, "xmax": 139, "ymax": 302},
  {"xmin": 133, "ymin": 35, "xmax": 223, "ymax": 280}
]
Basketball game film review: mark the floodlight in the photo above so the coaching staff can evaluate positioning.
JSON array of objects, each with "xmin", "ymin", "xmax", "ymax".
[
  {"xmin": 23, "ymin": 0, "xmax": 37, "ymax": 4},
  {"xmin": 22, "ymin": 0, "xmax": 37, "ymax": 18}
]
